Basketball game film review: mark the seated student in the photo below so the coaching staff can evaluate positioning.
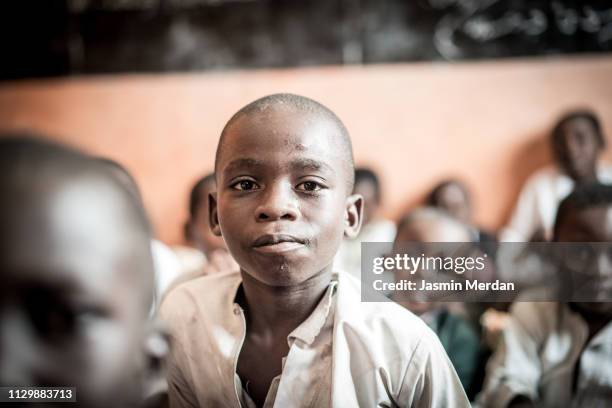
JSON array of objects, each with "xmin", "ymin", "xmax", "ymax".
[
  {"xmin": 335, "ymin": 167, "xmax": 396, "ymax": 278},
  {"xmin": 160, "ymin": 94, "xmax": 468, "ymax": 407},
  {"xmin": 501, "ymin": 110, "xmax": 612, "ymax": 242},
  {"xmin": 392, "ymin": 208, "xmax": 481, "ymax": 395},
  {"xmin": 0, "ymin": 136, "xmax": 163, "ymax": 408},
  {"xmin": 427, "ymin": 179, "xmax": 496, "ymax": 244},
  {"xmin": 478, "ymin": 184, "xmax": 612, "ymax": 407},
  {"xmin": 173, "ymin": 172, "xmax": 237, "ymax": 277}
]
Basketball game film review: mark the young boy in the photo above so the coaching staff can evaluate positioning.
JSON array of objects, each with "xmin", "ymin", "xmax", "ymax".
[
  {"xmin": 478, "ymin": 184, "xmax": 612, "ymax": 407},
  {"xmin": 392, "ymin": 208, "xmax": 482, "ymax": 395},
  {"xmin": 0, "ymin": 136, "xmax": 160, "ymax": 408},
  {"xmin": 174, "ymin": 172, "xmax": 236, "ymax": 276},
  {"xmin": 426, "ymin": 179, "xmax": 496, "ymax": 245},
  {"xmin": 501, "ymin": 110, "xmax": 612, "ymax": 242},
  {"xmin": 161, "ymin": 94, "xmax": 468, "ymax": 407}
]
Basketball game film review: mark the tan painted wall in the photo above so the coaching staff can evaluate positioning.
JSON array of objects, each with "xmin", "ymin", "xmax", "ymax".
[{"xmin": 1, "ymin": 55, "xmax": 611, "ymax": 244}]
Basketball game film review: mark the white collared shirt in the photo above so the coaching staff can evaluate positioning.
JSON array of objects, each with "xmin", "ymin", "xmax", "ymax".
[
  {"xmin": 160, "ymin": 270, "xmax": 468, "ymax": 407},
  {"xmin": 477, "ymin": 302, "xmax": 612, "ymax": 408},
  {"xmin": 237, "ymin": 279, "xmax": 336, "ymax": 408},
  {"xmin": 500, "ymin": 164, "xmax": 612, "ymax": 242}
]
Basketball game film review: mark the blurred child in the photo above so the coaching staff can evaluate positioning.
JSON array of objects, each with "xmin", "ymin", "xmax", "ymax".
[
  {"xmin": 478, "ymin": 184, "xmax": 612, "ymax": 407},
  {"xmin": 0, "ymin": 136, "xmax": 162, "ymax": 408},
  {"xmin": 392, "ymin": 208, "xmax": 481, "ymax": 395},
  {"xmin": 427, "ymin": 179, "xmax": 496, "ymax": 244},
  {"xmin": 501, "ymin": 110, "xmax": 612, "ymax": 242},
  {"xmin": 161, "ymin": 94, "xmax": 468, "ymax": 407},
  {"xmin": 335, "ymin": 167, "xmax": 396, "ymax": 278},
  {"xmin": 173, "ymin": 172, "xmax": 237, "ymax": 278}
]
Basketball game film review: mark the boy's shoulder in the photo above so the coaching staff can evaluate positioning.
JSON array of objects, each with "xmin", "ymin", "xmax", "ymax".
[
  {"xmin": 159, "ymin": 270, "xmax": 241, "ymax": 326},
  {"xmin": 332, "ymin": 272, "xmax": 465, "ymax": 403},
  {"xmin": 525, "ymin": 165, "xmax": 563, "ymax": 187},
  {"xmin": 335, "ymin": 272, "xmax": 442, "ymax": 356},
  {"xmin": 508, "ymin": 301, "xmax": 569, "ymax": 342}
]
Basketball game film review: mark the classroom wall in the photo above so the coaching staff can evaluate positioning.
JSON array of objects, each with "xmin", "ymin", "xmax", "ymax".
[{"xmin": 1, "ymin": 55, "xmax": 611, "ymax": 245}]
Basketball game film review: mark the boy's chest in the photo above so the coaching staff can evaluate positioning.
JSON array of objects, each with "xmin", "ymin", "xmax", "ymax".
[{"xmin": 236, "ymin": 336, "xmax": 289, "ymax": 406}]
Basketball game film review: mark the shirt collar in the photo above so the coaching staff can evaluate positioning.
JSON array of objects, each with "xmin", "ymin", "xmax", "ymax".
[{"xmin": 288, "ymin": 277, "xmax": 338, "ymax": 346}]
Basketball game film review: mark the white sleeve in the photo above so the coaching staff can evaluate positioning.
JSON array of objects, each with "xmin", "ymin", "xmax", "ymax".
[
  {"xmin": 500, "ymin": 175, "xmax": 544, "ymax": 242},
  {"xmin": 477, "ymin": 302, "xmax": 544, "ymax": 408},
  {"xmin": 398, "ymin": 330, "xmax": 470, "ymax": 407}
]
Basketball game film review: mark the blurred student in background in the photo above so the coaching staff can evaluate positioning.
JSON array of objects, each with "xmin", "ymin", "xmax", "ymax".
[
  {"xmin": 392, "ymin": 208, "xmax": 481, "ymax": 397},
  {"xmin": 501, "ymin": 110, "xmax": 612, "ymax": 242},
  {"xmin": 335, "ymin": 167, "xmax": 396, "ymax": 278},
  {"xmin": 166, "ymin": 173, "xmax": 238, "ymax": 297},
  {"xmin": 173, "ymin": 172, "xmax": 236, "ymax": 277},
  {"xmin": 478, "ymin": 184, "xmax": 612, "ymax": 407},
  {"xmin": 427, "ymin": 179, "xmax": 497, "ymax": 244},
  {"xmin": 0, "ymin": 136, "xmax": 165, "ymax": 408}
]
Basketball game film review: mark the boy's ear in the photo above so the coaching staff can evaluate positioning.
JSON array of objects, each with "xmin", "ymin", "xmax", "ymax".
[
  {"xmin": 208, "ymin": 192, "xmax": 222, "ymax": 237},
  {"xmin": 344, "ymin": 194, "xmax": 364, "ymax": 239}
]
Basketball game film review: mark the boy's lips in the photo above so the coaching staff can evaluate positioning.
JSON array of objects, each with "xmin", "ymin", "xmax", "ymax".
[{"xmin": 251, "ymin": 234, "xmax": 307, "ymax": 254}]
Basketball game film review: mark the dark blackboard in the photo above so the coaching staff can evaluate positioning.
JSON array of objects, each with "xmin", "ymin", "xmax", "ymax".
[{"xmin": 1, "ymin": 0, "xmax": 612, "ymax": 80}]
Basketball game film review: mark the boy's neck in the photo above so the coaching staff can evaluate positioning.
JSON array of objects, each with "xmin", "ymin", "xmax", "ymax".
[
  {"xmin": 571, "ymin": 168, "xmax": 598, "ymax": 185},
  {"xmin": 239, "ymin": 267, "xmax": 333, "ymax": 337}
]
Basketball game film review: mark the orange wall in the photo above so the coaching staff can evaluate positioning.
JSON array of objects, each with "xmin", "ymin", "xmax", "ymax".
[{"xmin": 1, "ymin": 55, "xmax": 612, "ymax": 245}]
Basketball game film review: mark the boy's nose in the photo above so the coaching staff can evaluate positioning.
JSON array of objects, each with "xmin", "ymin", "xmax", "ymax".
[{"xmin": 255, "ymin": 184, "xmax": 299, "ymax": 222}]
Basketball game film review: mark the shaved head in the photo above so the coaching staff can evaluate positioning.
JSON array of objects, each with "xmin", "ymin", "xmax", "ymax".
[
  {"xmin": 216, "ymin": 93, "xmax": 355, "ymax": 192},
  {"xmin": 396, "ymin": 207, "xmax": 473, "ymax": 243},
  {"xmin": 0, "ymin": 136, "xmax": 153, "ymax": 296}
]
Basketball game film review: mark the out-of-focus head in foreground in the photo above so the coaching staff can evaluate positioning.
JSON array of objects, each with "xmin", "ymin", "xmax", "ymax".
[{"xmin": 0, "ymin": 135, "xmax": 155, "ymax": 407}]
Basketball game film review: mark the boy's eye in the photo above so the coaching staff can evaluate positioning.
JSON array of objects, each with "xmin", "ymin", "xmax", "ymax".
[
  {"xmin": 24, "ymin": 289, "xmax": 76, "ymax": 341},
  {"xmin": 296, "ymin": 181, "xmax": 322, "ymax": 192},
  {"xmin": 232, "ymin": 180, "xmax": 259, "ymax": 191}
]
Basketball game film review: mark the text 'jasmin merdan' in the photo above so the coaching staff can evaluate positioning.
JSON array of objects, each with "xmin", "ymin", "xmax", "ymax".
[{"xmin": 373, "ymin": 279, "xmax": 514, "ymax": 292}]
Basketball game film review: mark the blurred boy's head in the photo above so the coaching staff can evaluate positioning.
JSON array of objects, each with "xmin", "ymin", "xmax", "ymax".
[
  {"xmin": 184, "ymin": 173, "xmax": 227, "ymax": 256},
  {"xmin": 0, "ymin": 136, "xmax": 155, "ymax": 407},
  {"xmin": 393, "ymin": 208, "xmax": 472, "ymax": 315},
  {"xmin": 353, "ymin": 167, "xmax": 381, "ymax": 227},
  {"xmin": 427, "ymin": 180, "xmax": 472, "ymax": 224},
  {"xmin": 395, "ymin": 207, "xmax": 472, "ymax": 244},
  {"xmin": 211, "ymin": 93, "xmax": 362, "ymax": 287},
  {"xmin": 551, "ymin": 110, "xmax": 605, "ymax": 182},
  {"xmin": 96, "ymin": 157, "xmax": 142, "ymax": 203},
  {"xmin": 553, "ymin": 183, "xmax": 612, "ymax": 314}
]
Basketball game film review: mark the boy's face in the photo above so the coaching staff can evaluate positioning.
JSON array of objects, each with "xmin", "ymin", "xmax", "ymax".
[
  {"xmin": 435, "ymin": 183, "xmax": 471, "ymax": 223},
  {"xmin": 0, "ymin": 178, "xmax": 153, "ymax": 407},
  {"xmin": 555, "ymin": 118, "xmax": 601, "ymax": 181},
  {"xmin": 212, "ymin": 108, "xmax": 362, "ymax": 286},
  {"xmin": 556, "ymin": 205, "xmax": 612, "ymax": 314},
  {"xmin": 392, "ymin": 217, "xmax": 470, "ymax": 315}
]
